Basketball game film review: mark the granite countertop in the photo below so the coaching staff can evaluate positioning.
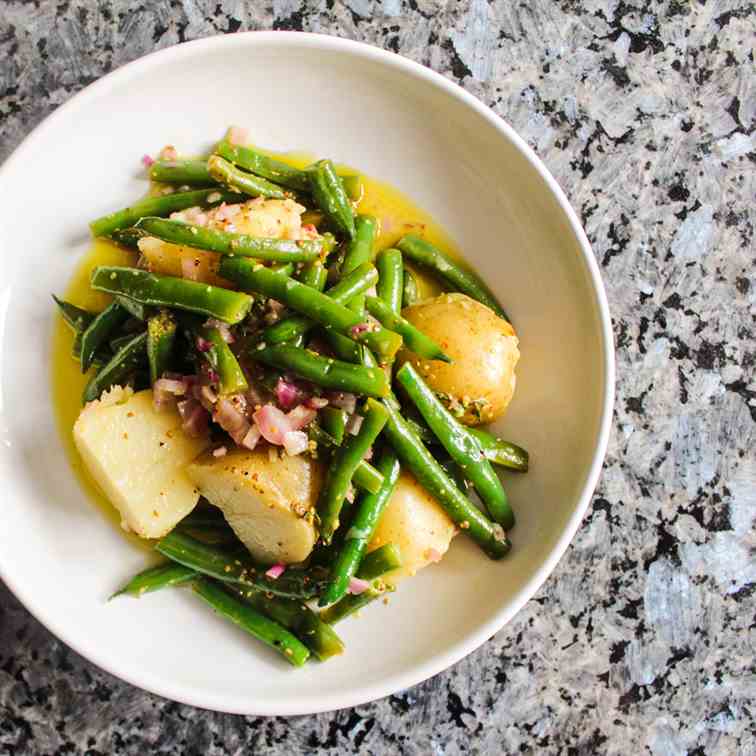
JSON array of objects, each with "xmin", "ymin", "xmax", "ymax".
[{"xmin": 1, "ymin": 1, "xmax": 753, "ymax": 753}]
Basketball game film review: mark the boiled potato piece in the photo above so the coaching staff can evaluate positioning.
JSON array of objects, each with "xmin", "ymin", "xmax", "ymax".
[
  {"xmin": 139, "ymin": 197, "xmax": 314, "ymax": 284},
  {"xmin": 186, "ymin": 448, "xmax": 322, "ymax": 565},
  {"xmin": 73, "ymin": 386, "xmax": 209, "ymax": 538},
  {"xmin": 398, "ymin": 292, "xmax": 520, "ymax": 425},
  {"xmin": 368, "ymin": 471, "xmax": 456, "ymax": 581}
]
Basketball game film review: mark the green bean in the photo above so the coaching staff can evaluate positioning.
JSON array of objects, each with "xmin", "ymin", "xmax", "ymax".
[
  {"xmin": 147, "ymin": 309, "xmax": 177, "ymax": 383},
  {"xmin": 149, "ymin": 159, "xmax": 214, "ymax": 186},
  {"xmin": 397, "ymin": 235, "xmax": 507, "ymax": 319},
  {"xmin": 109, "ymin": 332, "xmax": 136, "ymax": 354},
  {"xmin": 207, "ymin": 155, "xmax": 294, "ymax": 200},
  {"xmin": 110, "ymin": 562, "xmax": 196, "ymax": 599},
  {"xmin": 198, "ymin": 325, "xmax": 248, "ymax": 395},
  {"xmin": 402, "ymin": 267, "xmax": 420, "ymax": 308},
  {"xmin": 108, "ymin": 226, "xmax": 149, "ymax": 250},
  {"xmin": 250, "ymin": 344, "xmax": 389, "ymax": 398},
  {"xmin": 308, "ymin": 424, "xmax": 384, "ymax": 494},
  {"xmin": 358, "ymin": 543, "xmax": 403, "ymax": 580},
  {"xmin": 90, "ymin": 188, "xmax": 243, "ymax": 237},
  {"xmin": 468, "ymin": 429, "xmax": 529, "ymax": 472},
  {"xmin": 72, "ymin": 332, "xmax": 110, "ymax": 366},
  {"xmin": 318, "ymin": 399, "xmax": 389, "ymax": 545},
  {"xmin": 340, "ymin": 174, "xmax": 362, "ymax": 202},
  {"xmin": 52, "ymin": 295, "xmax": 95, "ymax": 333},
  {"xmin": 81, "ymin": 331, "xmax": 147, "ymax": 403},
  {"xmin": 376, "ymin": 248, "xmax": 403, "ymax": 314},
  {"xmin": 215, "ymin": 140, "xmax": 311, "ymax": 192},
  {"xmin": 381, "ymin": 397, "xmax": 511, "ymax": 559},
  {"xmin": 321, "ymin": 407, "xmax": 347, "ymax": 444},
  {"xmin": 136, "ymin": 217, "xmax": 325, "ymax": 263},
  {"xmin": 308, "ymin": 159, "xmax": 356, "ymax": 238},
  {"xmin": 396, "ymin": 363, "xmax": 513, "ymax": 528},
  {"xmin": 193, "ymin": 578, "xmax": 310, "ymax": 667},
  {"xmin": 114, "ymin": 295, "xmax": 150, "ymax": 320},
  {"xmin": 364, "ymin": 296, "xmax": 451, "ymax": 363},
  {"xmin": 263, "ymin": 263, "xmax": 378, "ymax": 346},
  {"xmin": 228, "ymin": 585, "xmax": 344, "ymax": 661},
  {"xmin": 219, "ymin": 258, "xmax": 401, "ymax": 359},
  {"xmin": 90, "ymin": 267, "xmax": 253, "ymax": 324},
  {"xmin": 342, "ymin": 215, "xmax": 377, "ymax": 313},
  {"xmin": 156, "ymin": 530, "xmax": 327, "ymax": 600},
  {"xmin": 320, "ymin": 449, "xmax": 401, "ymax": 606},
  {"xmin": 439, "ymin": 456, "xmax": 472, "ymax": 493},
  {"xmin": 79, "ymin": 301, "xmax": 129, "ymax": 372},
  {"xmin": 320, "ymin": 580, "xmax": 394, "ymax": 624},
  {"xmin": 298, "ymin": 260, "xmax": 329, "ymax": 291}
]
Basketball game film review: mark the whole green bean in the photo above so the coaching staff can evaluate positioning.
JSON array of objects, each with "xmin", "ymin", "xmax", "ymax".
[
  {"xmin": 324, "ymin": 331, "xmax": 364, "ymax": 363},
  {"xmin": 219, "ymin": 258, "xmax": 402, "ymax": 359},
  {"xmin": 342, "ymin": 215, "xmax": 377, "ymax": 313},
  {"xmin": 376, "ymin": 248, "xmax": 403, "ymax": 314},
  {"xmin": 381, "ymin": 398, "xmax": 511, "ymax": 559},
  {"xmin": 90, "ymin": 188, "xmax": 243, "ymax": 237},
  {"xmin": 402, "ymin": 267, "xmax": 420, "ymax": 308},
  {"xmin": 79, "ymin": 301, "xmax": 129, "ymax": 372},
  {"xmin": 358, "ymin": 543, "xmax": 403, "ymax": 580},
  {"xmin": 468, "ymin": 429, "xmax": 529, "ymax": 472},
  {"xmin": 320, "ymin": 581, "xmax": 393, "ymax": 624},
  {"xmin": 193, "ymin": 578, "xmax": 310, "ymax": 667},
  {"xmin": 308, "ymin": 159, "xmax": 356, "ymax": 238},
  {"xmin": 321, "ymin": 407, "xmax": 347, "ymax": 445},
  {"xmin": 215, "ymin": 140, "xmax": 311, "ymax": 192},
  {"xmin": 90, "ymin": 266, "xmax": 253, "ymax": 324},
  {"xmin": 228, "ymin": 585, "xmax": 344, "ymax": 661},
  {"xmin": 136, "ymin": 217, "xmax": 325, "ymax": 263},
  {"xmin": 365, "ymin": 295, "xmax": 451, "ymax": 362},
  {"xmin": 110, "ymin": 562, "xmax": 196, "ymax": 599},
  {"xmin": 108, "ymin": 226, "xmax": 149, "ymax": 250},
  {"xmin": 308, "ymin": 424, "xmax": 384, "ymax": 494},
  {"xmin": 439, "ymin": 456, "xmax": 472, "ymax": 493},
  {"xmin": 318, "ymin": 399, "xmax": 389, "ymax": 545},
  {"xmin": 207, "ymin": 155, "xmax": 294, "ymax": 200},
  {"xmin": 149, "ymin": 159, "xmax": 214, "ymax": 186},
  {"xmin": 249, "ymin": 344, "xmax": 389, "ymax": 398},
  {"xmin": 156, "ymin": 531, "xmax": 327, "ymax": 600},
  {"xmin": 198, "ymin": 325, "xmax": 248, "ymax": 395},
  {"xmin": 298, "ymin": 260, "xmax": 329, "ymax": 291},
  {"xmin": 396, "ymin": 363, "xmax": 513, "ymax": 528},
  {"xmin": 147, "ymin": 309, "xmax": 177, "ymax": 383},
  {"xmin": 82, "ymin": 331, "xmax": 147, "ymax": 403},
  {"xmin": 320, "ymin": 448, "xmax": 401, "ymax": 606},
  {"xmin": 263, "ymin": 263, "xmax": 378, "ymax": 346},
  {"xmin": 52, "ymin": 295, "xmax": 95, "ymax": 332},
  {"xmin": 398, "ymin": 235, "xmax": 507, "ymax": 319}
]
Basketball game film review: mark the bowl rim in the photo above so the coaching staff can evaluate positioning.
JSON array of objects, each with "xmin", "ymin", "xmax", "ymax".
[{"xmin": 0, "ymin": 30, "xmax": 615, "ymax": 716}]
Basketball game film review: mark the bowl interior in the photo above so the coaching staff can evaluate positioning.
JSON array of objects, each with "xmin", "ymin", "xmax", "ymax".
[{"xmin": 0, "ymin": 34, "xmax": 611, "ymax": 714}]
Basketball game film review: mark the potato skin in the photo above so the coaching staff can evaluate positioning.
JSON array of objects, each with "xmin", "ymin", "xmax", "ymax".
[
  {"xmin": 398, "ymin": 292, "xmax": 519, "ymax": 425},
  {"xmin": 368, "ymin": 471, "xmax": 456, "ymax": 580}
]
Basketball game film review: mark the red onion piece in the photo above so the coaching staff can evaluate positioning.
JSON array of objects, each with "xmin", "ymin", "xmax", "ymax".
[
  {"xmin": 196, "ymin": 336, "xmax": 212, "ymax": 353},
  {"xmin": 241, "ymin": 425, "xmax": 262, "ymax": 451},
  {"xmin": 275, "ymin": 377, "xmax": 304, "ymax": 410},
  {"xmin": 347, "ymin": 577, "xmax": 371, "ymax": 595},
  {"xmin": 253, "ymin": 404, "xmax": 292, "ymax": 445},
  {"xmin": 265, "ymin": 564, "xmax": 286, "ymax": 579},
  {"xmin": 305, "ymin": 396, "xmax": 329, "ymax": 409},
  {"xmin": 154, "ymin": 378, "xmax": 186, "ymax": 396},
  {"xmin": 212, "ymin": 446, "xmax": 228, "ymax": 458},
  {"xmin": 214, "ymin": 398, "xmax": 249, "ymax": 443},
  {"xmin": 282, "ymin": 430, "xmax": 308, "ymax": 456},
  {"xmin": 286, "ymin": 405, "xmax": 317, "ymax": 430},
  {"xmin": 345, "ymin": 414, "xmax": 364, "ymax": 436},
  {"xmin": 350, "ymin": 322, "xmax": 370, "ymax": 337},
  {"xmin": 141, "ymin": 154, "xmax": 155, "ymax": 167},
  {"xmin": 328, "ymin": 392, "xmax": 357, "ymax": 413},
  {"xmin": 181, "ymin": 401, "xmax": 209, "ymax": 438}
]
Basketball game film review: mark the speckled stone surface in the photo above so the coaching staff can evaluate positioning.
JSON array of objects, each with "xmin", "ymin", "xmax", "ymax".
[{"xmin": 1, "ymin": 1, "xmax": 754, "ymax": 753}]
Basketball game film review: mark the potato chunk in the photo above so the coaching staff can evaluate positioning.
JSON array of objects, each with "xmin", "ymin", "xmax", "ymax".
[
  {"xmin": 368, "ymin": 471, "xmax": 456, "ymax": 581},
  {"xmin": 186, "ymin": 448, "xmax": 322, "ymax": 565},
  {"xmin": 398, "ymin": 292, "xmax": 520, "ymax": 425},
  {"xmin": 73, "ymin": 387, "xmax": 209, "ymax": 538}
]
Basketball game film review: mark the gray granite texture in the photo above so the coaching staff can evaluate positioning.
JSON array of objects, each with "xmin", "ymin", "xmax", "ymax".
[{"xmin": 1, "ymin": 1, "xmax": 754, "ymax": 754}]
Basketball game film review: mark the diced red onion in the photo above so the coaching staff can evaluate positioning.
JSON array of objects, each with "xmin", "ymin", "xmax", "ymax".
[
  {"xmin": 196, "ymin": 336, "xmax": 212, "ymax": 353},
  {"xmin": 181, "ymin": 401, "xmax": 209, "ymax": 438},
  {"xmin": 328, "ymin": 392, "xmax": 357, "ymax": 414},
  {"xmin": 350, "ymin": 322, "xmax": 370, "ymax": 337},
  {"xmin": 229, "ymin": 420, "xmax": 251, "ymax": 445},
  {"xmin": 141, "ymin": 154, "xmax": 155, "ymax": 167},
  {"xmin": 212, "ymin": 446, "xmax": 227, "ymax": 458},
  {"xmin": 426, "ymin": 547, "xmax": 443, "ymax": 563},
  {"xmin": 200, "ymin": 385, "xmax": 218, "ymax": 409},
  {"xmin": 214, "ymin": 398, "xmax": 248, "ymax": 437},
  {"xmin": 286, "ymin": 405, "xmax": 317, "ymax": 430},
  {"xmin": 159, "ymin": 145, "xmax": 179, "ymax": 161},
  {"xmin": 153, "ymin": 388, "xmax": 176, "ymax": 412},
  {"xmin": 154, "ymin": 378, "xmax": 186, "ymax": 396},
  {"xmin": 265, "ymin": 563, "xmax": 286, "ymax": 579},
  {"xmin": 275, "ymin": 377, "xmax": 303, "ymax": 410},
  {"xmin": 305, "ymin": 396, "xmax": 329, "ymax": 409},
  {"xmin": 207, "ymin": 369, "xmax": 220, "ymax": 384},
  {"xmin": 205, "ymin": 318, "xmax": 234, "ymax": 343},
  {"xmin": 227, "ymin": 126, "xmax": 249, "ymax": 146},
  {"xmin": 253, "ymin": 404, "xmax": 291, "ymax": 445},
  {"xmin": 346, "ymin": 414, "xmax": 364, "ymax": 436},
  {"xmin": 241, "ymin": 425, "xmax": 262, "ymax": 450},
  {"xmin": 347, "ymin": 577, "xmax": 371, "ymax": 595},
  {"xmin": 282, "ymin": 430, "xmax": 308, "ymax": 456}
]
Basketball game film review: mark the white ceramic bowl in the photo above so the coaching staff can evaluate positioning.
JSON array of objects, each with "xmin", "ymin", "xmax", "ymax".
[{"xmin": 0, "ymin": 32, "xmax": 614, "ymax": 715}]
